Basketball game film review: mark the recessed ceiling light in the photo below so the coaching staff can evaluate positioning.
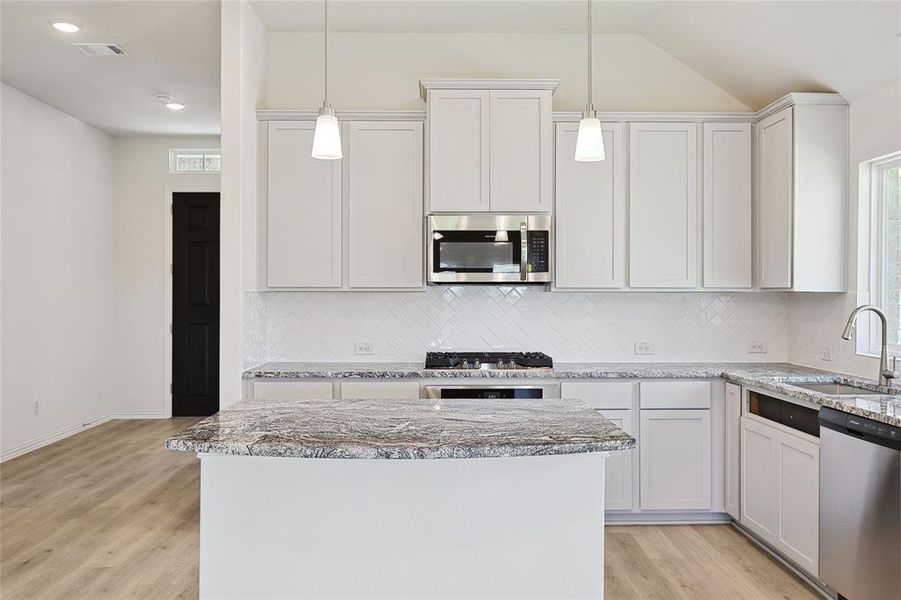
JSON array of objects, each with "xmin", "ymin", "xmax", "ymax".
[
  {"xmin": 50, "ymin": 20, "xmax": 81, "ymax": 33},
  {"xmin": 156, "ymin": 94, "xmax": 187, "ymax": 111}
]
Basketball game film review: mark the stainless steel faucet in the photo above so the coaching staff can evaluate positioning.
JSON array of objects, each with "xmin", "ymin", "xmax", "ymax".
[{"xmin": 841, "ymin": 304, "xmax": 899, "ymax": 386}]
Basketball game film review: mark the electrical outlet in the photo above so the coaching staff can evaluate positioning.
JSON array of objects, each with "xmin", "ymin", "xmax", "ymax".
[
  {"xmin": 34, "ymin": 400, "xmax": 39, "ymax": 416},
  {"xmin": 634, "ymin": 341, "xmax": 653, "ymax": 355},
  {"xmin": 822, "ymin": 347, "xmax": 835, "ymax": 362},
  {"xmin": 355, "ymin": 342, "xmax": 375, "ymax": 355},
  {"xmin": 749, "ymin": 340, "xmax": 768, "ymax": 354}
]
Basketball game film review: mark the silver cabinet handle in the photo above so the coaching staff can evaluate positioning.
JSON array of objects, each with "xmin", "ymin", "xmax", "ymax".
[{"xmin": 520, "ymin": 223, "xmax": 528, "ymax": 282}]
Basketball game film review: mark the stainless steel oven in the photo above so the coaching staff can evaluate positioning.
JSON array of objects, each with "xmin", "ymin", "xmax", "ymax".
[
  {"xmin": 424, "ymin": 384, "xmax": 559, "ymax": 400},
  {"xmin": 427, "ymin": 214, "xmax": 552, "ymax": 284}
]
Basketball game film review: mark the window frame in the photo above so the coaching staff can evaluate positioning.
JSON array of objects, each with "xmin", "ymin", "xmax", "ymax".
[
  {"xmin": 168, "ymin": 148, "xmax": 221, "ymax": 174},
  {"xmin": 862, "ymin": 152, "xmax": 901, "ymax": 357}
]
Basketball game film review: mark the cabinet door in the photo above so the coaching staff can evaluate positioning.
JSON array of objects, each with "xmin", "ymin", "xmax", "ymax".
[
  {"xmin": 339, "ymin": 381, "xmax": 421, "ymax": 400},
  {"xmin": 267, "ymin": 121, "xmax": 342, "ymax": 288},
  {"xmin": 639, "ymin": 409, "xmax": 711, "ymax": 510},
  {"xmin": 554, "ymin": 122, "xmax": 626, "ymax": 288},
  {"xmin": 427, "ymin": 90, "xmax": 489, "ymax": 212},
  {"xmin": 775, "ymin": 431, "xmax": 819, "ymax": 576},
  {"xmin": 629, "ymin": 123, "xmax": 699, "ymax": 288},
  {"xmin": 348, "ymin": 122, "xmax": 423, "ymax": 289},
  {"xmin": 724, "ymin": 383, "xmax": 742, "ymax": 520},
  {"xmin": 598, "ymin": 409, "xmax": 635, "ymax": 511},
  {"xmin": 489, "ymin": 89, "xmax": 552, "ymax": 212},
  {"xmin": 757, "ymin": 106, "xmax": 793, "ymax": 288},
  {"xmin": 703, "ymin": 123, "xmax": 752, "ymax": 288},
  {"xmin": 740, "ymin": 416, "xmax": 778, "ymax": 540},
  {"xmin": 253, "ymin": 381, "xmax": 334, "ymax": 400}
]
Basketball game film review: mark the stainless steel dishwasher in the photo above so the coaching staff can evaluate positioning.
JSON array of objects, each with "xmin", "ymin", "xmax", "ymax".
[{"xmin": 819, "ymin": 407, "xmax": 900, "ymax": 600}]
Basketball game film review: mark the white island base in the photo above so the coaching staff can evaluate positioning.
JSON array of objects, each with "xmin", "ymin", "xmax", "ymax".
[{"xmin": 199, "ymin": 452, "xmax": 608, "ymax": 599}]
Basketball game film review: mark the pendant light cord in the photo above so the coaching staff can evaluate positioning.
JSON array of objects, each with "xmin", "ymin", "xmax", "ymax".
[
  {"xmin": 587, "ymin": 0, "xmax": 592, "ymax": 109},
  {"xmin": 324, "ymin": 0, "xmax": 329, "ymax": 105}
]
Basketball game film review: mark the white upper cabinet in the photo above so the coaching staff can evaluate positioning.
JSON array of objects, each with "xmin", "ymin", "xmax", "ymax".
[
  {"xmin": 757, "ymin": 95, "xmax": 848, "ymax": 291},
  {"xmin": 427, "ymin": 90, "xmax": 490, "ymax": 213},
  {"xmin": 267, "ymin": 121, "xmax": 342, "ymax": 288},
  {"xmin": 757, "ymin": 107, "xmax": 794, "ymax": 289},
  {"xmin": 488, "ymin": 89, "xmax": 553, "ymax": 213},
  {"xmin": 703, "ymin": 123, "xmax": 752, "ymax": 288},
  {"xmin": 347, "ymin": 122, "xmax": 424, "ymax": 289},
  {"xmin": 423, "ymin": 80, "xmax": 557, "ymax": 214},
  {"xmin": 554, "ymin": 122, "xmax": 626, "ymax": 289},
  {"xmin": 629, "ymin": 122, "xmax": 699, "ymax": 288}
]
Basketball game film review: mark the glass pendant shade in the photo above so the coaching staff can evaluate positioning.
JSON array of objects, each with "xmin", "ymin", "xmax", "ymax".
[
  {"xmin": 574, "ymin": 115, "xmax": 605, "ymax": 162},
  {"xmin": 312, "ymin": 109, "xmax": 342, "ymax": 160}
]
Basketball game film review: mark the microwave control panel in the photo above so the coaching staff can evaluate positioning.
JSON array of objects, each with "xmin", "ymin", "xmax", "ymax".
[{"xmin": 527, "ymin": 231, "xmax": 550, "ymax": 273}]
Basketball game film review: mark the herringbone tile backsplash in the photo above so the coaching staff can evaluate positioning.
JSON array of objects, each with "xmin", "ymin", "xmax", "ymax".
[{"xmin": 243, "ymin": 288, "xmax": 788, "ymax": 366}]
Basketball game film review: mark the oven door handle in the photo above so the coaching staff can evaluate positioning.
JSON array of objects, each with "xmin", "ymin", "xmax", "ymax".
[{"xmin": 520, "ymin": 223, "xmax": 528, "ymax": 281}]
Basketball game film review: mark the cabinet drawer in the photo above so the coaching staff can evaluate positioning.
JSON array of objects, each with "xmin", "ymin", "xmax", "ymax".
[
  {"xmin": 640, "ymin": 381, "xmax": 711, "ymax": 409},
  {"xmin": 253, "ymin": 381, "xmax": 334, "ymax": 400},
  {"xmin": 561, "ymin": 382, "xmax": 634, "ymax": 409},
  {"xmin": 339, "ymin": 381, "xmax": 421, "ymax": 400}
]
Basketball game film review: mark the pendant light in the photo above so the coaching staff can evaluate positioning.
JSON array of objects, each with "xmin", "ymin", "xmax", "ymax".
[
  {"xmin": 574, "ymin": 0, "xmax": 605, "ymax": 162},
  {"xmin": 311, "ymin": 0, "xmax": 342, "ymax": 160}
]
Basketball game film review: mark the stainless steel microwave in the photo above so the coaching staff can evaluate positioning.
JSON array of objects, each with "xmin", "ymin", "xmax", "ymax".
[{"xmin": 427, "ymin": 214, "xmax": 552, "ymax": 284}]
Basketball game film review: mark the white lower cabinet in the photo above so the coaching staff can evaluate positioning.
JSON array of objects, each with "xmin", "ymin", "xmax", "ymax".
[
  {"xmin": 561, "ymin": 381, "xmax": 636, "ymax": 511},
  {"xmin": 252, "ymin": 381, "xmax": 334, "ymax": 400},
  {"xmin": 724, "ymin": 382, "xmax": 742, "ymax": 519},
  {"xmin": 598, "ymin": 409, "xmax": 635, "ymax": 511},
  {"xmin": 740, "ymin": 414, "xmax": 819, "ymax": 577},
  {"xmin": 640, "ymin": 409, "xmax": 712, "ymax": 510},
  {"xmin": 339, "ymin": 381, "xmax": 421, "ymax": 400}
]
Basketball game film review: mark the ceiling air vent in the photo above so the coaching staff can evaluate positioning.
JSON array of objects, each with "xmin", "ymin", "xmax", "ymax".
[{"xmin": 72, "ymin": 43, "xmax": 128, "ymax": 56}]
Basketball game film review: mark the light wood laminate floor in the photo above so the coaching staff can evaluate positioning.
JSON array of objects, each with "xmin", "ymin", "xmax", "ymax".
[{"xmin": 1, "ymin": 419, "xmax": 819, "ymax": 599}]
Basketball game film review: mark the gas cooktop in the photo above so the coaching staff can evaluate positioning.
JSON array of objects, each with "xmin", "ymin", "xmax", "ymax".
[{"xmin": 425, "ymin": 352, "xmax": 553, "ymax": 371}]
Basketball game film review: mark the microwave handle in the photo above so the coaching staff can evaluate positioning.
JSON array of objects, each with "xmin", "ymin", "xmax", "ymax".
[{"xmin": 520, "ymin": 223, "xmax": 528, "ymax": 281}]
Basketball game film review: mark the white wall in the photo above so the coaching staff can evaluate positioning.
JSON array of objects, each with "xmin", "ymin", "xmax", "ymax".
[
  {"xmin": 221, "ymin": 0, "xmax": 266, "ymax": 408},
  {"xmin": 1, "ymin": 83, "xmax": 117, "ymax": 459},
  {"xmin": 112, "ymin": 136, "xmax": 219, "ymax": 417},
  {"xmin": 788, "ymin": 80, "xmax": 901, "ymax": 377},
  {"xmin": 264, "ymin": 32, "xmax": 750, "ymax": 112}
]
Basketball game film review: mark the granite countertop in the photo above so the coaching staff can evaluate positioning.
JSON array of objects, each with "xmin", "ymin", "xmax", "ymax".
[
  {"xmin": 165, "ymin": 397, "xmax": 636, "ymax": 459},
  {"xmin": 242, "ymin": 361, "xmax": 825, "ymax": 380},
  {"xmin": 243, "ymin": 361, "xmax": 901, "ymax": 427}
]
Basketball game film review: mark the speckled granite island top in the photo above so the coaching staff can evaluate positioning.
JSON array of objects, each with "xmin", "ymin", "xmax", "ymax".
[{"xmin": 165, "ymin": 397, "xmax": 636, "ymax": 459}]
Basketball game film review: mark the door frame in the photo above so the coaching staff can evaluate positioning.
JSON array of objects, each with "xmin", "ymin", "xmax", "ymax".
[{"xmin": 165, "ymin": 186, "xmax": 220, "ymax": 418}]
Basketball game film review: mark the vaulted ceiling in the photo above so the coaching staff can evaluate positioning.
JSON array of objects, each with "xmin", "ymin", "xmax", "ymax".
[
  {"xmin": 1, "ymin": 1, "xmax": 897, "ymax": 135},
  {"xmin": 252, "ymin": 0, "xmax": 900, "ymax": 109}
]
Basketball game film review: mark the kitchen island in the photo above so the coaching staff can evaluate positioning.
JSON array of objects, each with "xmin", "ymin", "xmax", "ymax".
[{"xmin": 166, "ymin": 397, "xmax": 634, "ymax": 599}]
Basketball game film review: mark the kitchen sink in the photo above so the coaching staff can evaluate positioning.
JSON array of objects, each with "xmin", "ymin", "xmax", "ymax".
[{"xmin": 791, "ymin": 382, "xmax": 882, "ymax": 396}]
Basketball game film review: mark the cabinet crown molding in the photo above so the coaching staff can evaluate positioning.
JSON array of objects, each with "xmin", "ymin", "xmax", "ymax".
[
  {"xmin": 755, "ymin": 92, "xmax": 847, "ymax": 121},
  {"xmin": 418, "ymin": 78, "xmax": 561, "ymax": 101},
  {"xmin": 257, "ymin": 110, "xmax": 426, "ymax": 122}
]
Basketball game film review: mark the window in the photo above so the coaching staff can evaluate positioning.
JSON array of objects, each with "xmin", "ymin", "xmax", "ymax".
[
  {"xmin": 863, "ymin": 152, "xmax": 901, "ymax": 355},
  {"xmin": 169, "ymin": 149, "xmax": 221, "ymax": 173}
]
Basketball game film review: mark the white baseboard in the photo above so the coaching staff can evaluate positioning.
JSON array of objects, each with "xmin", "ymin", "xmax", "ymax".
[
  {"xmin": 1, "ymin": 411, "xmax": 169, "ymax": 462},
  {"xmin": 606, "ymin": 511, "xmax": 732, "ymax": 525},
  {"xmin": 115, "ymin": 411, "xmax": 169, "ymax": 419},
  {"xmin": 1, "ymin": 412, "xmax": 115, "ymax": 462}
]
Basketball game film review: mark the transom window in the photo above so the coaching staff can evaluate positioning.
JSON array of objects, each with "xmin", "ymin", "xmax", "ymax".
[{"xmin": 169, "ymin": 149, "xmax": 221, "ymax": 173}]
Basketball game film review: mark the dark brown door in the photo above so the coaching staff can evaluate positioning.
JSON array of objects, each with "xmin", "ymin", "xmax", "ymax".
[{"xmin": 172, "ymin": 192, "xmax": 220, "ymax": 416}]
